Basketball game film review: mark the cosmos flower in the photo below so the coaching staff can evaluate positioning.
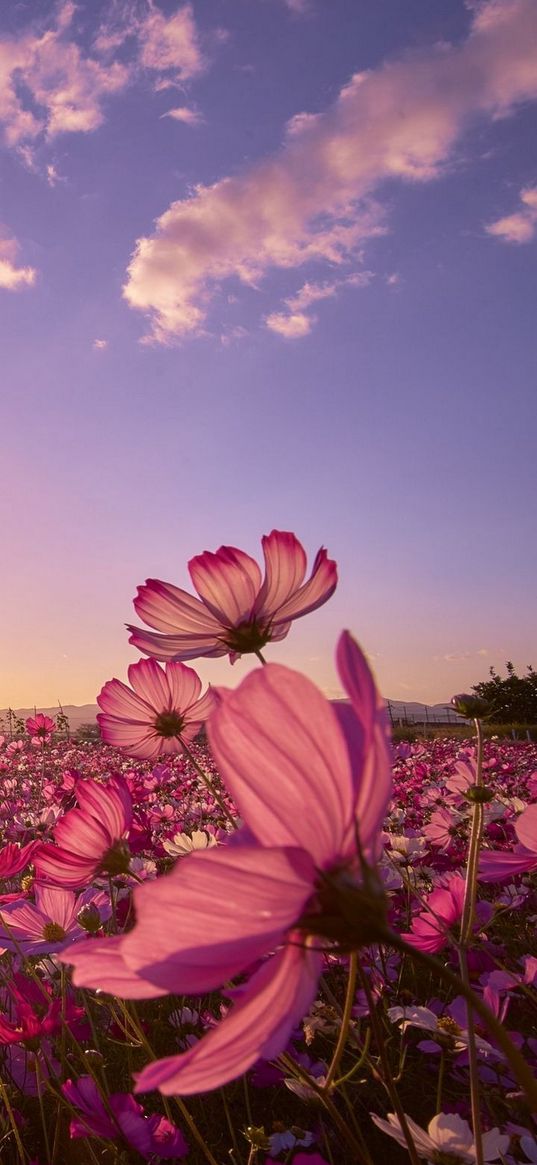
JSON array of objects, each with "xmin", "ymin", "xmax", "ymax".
[
  {"xmin": 128, "ymin": 529, "xmax": 337, "ymax": 663},
  {"xmin": 34, "ymin": 776, "xmax": 132, "ymax": 889},
  {"xmin": 25, "ymin": 714, "xmax": 55, "ymax": 743},
  {"xmin": 0, "ymin": 886, "xmax": 109, "ymax": 955},
  {"xmin": 62, "ymin": 1076, "xmax": 188, "ymax": 1159},
  {"xmin": 370, "ymin": 1111, "xmax": 508, "ymax": 1163},
  {"xmin": 479, "ymin": 804, "xmax": 537, "ymax": 881},
  {"xmin": 97, "ymin": 658, "xmax": 214, "ymax": 760},
  {"xmin": 63, "ymin": 632, "xmax": 392, "ymax": 1095}
]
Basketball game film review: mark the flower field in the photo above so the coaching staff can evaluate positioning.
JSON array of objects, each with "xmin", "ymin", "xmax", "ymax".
[{"xmin": 0, "ymin": 532, "xmax": 536, "ymax": 1165}]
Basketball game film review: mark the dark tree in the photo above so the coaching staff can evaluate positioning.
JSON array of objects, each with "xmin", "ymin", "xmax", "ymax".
[{"xmin": 472, "ymin": 662, "xmax": 537, "ymax": 724}]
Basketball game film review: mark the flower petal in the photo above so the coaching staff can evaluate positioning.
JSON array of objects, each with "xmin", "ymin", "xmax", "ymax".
[
  {"xmin": 269, "ymin": 547, "xmax": 337, "ymax": 624},
  {"xmin": 189, "ymin": 546, "xmax": 262, "ymax": 625},
  {"xmin": 134, "ymin": 941, "xmax": 322, "ymax": 1095},
  {"xmin": 208, "ymin": 665, "xmax": 353, "ymax": 867},
  {"xmin": 61, "ymin": 936, "xmax": 168, "ymax": 998},
  {"xmin": 134, "ymin": 579, "xmax": 221, "ymax": 635},
  {"xmin": 255, "ymin": 531, "xmax": 307, "ymax": 617},
  {"xmin": 121, "ymin": 845, "xmax": 315, "ymax": 993}
]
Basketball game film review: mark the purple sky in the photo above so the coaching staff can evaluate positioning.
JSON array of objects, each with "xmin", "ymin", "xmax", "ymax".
[{"xmin": 1, "ymin": 0, "xmax": 536, "ymax": 708}]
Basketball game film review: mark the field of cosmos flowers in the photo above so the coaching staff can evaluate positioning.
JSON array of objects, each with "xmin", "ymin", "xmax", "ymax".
[{"xmin": 1, "ymin": 532, "xmax": 536, "ymax": 1165}]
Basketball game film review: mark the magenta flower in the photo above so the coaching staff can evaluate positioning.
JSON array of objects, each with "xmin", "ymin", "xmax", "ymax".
[
  {"xmin": 25, "ymin": 714, "xmax": 55, "ymax": 741},
  {"xmin": 0, "ymin": 886, "xmax": 108, "ymax": 955},
  {"xmin": 128, "ymin": 529, "xmax": 337, "ymax": 663},
  {"xmin": 402, "ymin": 874, "xmax": 466, "ymax": 954},
  {"xmin": 62, "ymin": 1076, "xmax": 188, "ymax": 1159},
  {"xmin": 480, "ymin": 804, "xmax": 537, "ymax": 881},
  {"xmin": 0, "ymin": 841, "xmax": 39, "ymax": 879},
  {"xmin": 97, "ymin": 658, "xmax": 214, "ymax": 760},
  {"xmin": 34, "ymin": 776, "xmax": 132, "ymax": 889},
  {"xmin": 64, "ymin": 632, "xmax": 392, "ymax": 1095}
]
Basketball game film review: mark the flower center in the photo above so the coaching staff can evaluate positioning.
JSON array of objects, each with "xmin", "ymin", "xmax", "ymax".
[
  {"xmin": 42, "ymin": 922, "xmax": 66, "ymax": 941},
  {"xmin": 154, "ymin": 711, "xmax": 185, "ymax": 738},
  {"xmin": 223, "ymin": 620, "xmax": 271, "ymax": 654},
  {"xmin": 100, "ymin": 839, "xmax": 131, "ymax": 876},
  {"xmin": 437, "ymin": 1016, "xmax": 462, "ymax": 1036},
  {"xmin": 297, "ymin": 865, "xmax": 389, "ymax": 949}
]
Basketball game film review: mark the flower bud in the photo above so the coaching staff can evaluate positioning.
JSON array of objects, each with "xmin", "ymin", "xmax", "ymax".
[
  {"xmin": 77, "ymin": 903, "xmax": 102, "ymax": 933},
  {"xmin": 451, "ymin": 693, "xmax": 489, "ymax": 718}
]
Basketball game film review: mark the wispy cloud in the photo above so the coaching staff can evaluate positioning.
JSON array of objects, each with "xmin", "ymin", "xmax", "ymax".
[
  {"xmin": 0, "ymin": 1, "xmax": 204, "ymax": 157},
  {"xmin": 93, "ymin": 338, "xmax": 108, "ymax": 350},
  {"xmin": 266, "ymin": 271, "xmax": 373, "ymax": 337},
  {"xmin": 265, "ymin": 311, "xmax": 313, "ymax": 338},
  {"xmin": 122, "ymin": 0, "xmax": 537, "ymax": 342},
  {"xmin": 0, "ymin": 238, "xmax": 37, "ymax": 291},
  {"xmin": 161, "ymin": 106, "xmax": 204, "ymax": 127},
  {"xmin": 486, "ymin": 185, "xmax": 537, "ymax": 243}
]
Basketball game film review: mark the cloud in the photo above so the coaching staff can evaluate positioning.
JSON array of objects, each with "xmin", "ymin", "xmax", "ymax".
[
  {"xmin": 94, "ymin": 2, "xmax": 204, "ymax": 85},
  {"xmin": 0, "ymin": 238, "xmax": 37, "ymax": 291},
  {"xmin": 93, "ymin": 338, "xmax": 108, "ymax": 350},
  {"xmin": 266, "ymin": 271, "xmax": 373, "ymax": 337},
  {"xmin": 486, "ymin": 184, "xmax": 537, "ymax": 242},
  {"xmin": 265, "ymin": 311, "xmax": 313, "ymax": 338},
  {"xmin": 0, "ymin": 2, "xmax": 204, "ymax": 153},
  {"xmin": 162, "ymin": 106, "xmax": 204, "ymax": 127},
  {"xmin": 0, "ymin": 2, "xmax": 129, "ymax": 146},
  {"xmin": 122, "ymin": 0, "xmax": 537, "ymax": 342}
]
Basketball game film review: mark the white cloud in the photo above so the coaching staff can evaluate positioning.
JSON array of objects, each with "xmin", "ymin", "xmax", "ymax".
[
  {"xmin": 162, "ymin": 106, "xmax": 204, "ymax": 127},
  {"xmin": 265, "ymin": 311, "xmax": 313, "ymax": 338},
  {"xmin": 123, "ymin": 0, "xmax": 537, "ymax": 342},
  {"xmin": 0, "ymin": 238, "xmax": 37, "ymax": 291},
  {"xmin": 386, "ymin": 272, "xmax": 401, "ymax": 286},
  {"xmin": 486, "ymin": 184, "xmax": 537, "ymax": 242},
  {"xmin": 0, "ymin": 2, "xmax": 128, "ymax": 147},
  {"xmin": 267, "ymin": 271, "xmax": 373, "ymax": 338},
  {"xmin": 0, "ymin": 2, "xmax": 204, "ymax": 154},
  {"xmin": 93, "ymin": 338, "xmax": 108, "ymax": 350}
]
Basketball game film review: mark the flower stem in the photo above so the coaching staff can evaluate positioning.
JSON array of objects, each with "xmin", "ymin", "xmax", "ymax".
[
  {"xmin": 180, "ymin": 740, "xmax": 237, "ymax": 828},
  {"xmin": 386, "ymin": 931, "xmax": 537, "ymax": 1112},
  {"xmin": 324, "ymin": 952, "xmax": 358, "ymax": 1090}
]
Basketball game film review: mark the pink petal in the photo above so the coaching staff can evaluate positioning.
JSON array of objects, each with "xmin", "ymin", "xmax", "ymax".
[
  {"xmin": 254, "ymin": 531, "xmax": 307, "ymax": 617},
  {"xmin": 268, "ymin": 547, "xmax": 337, "ymax": 624},
  {"xmin": 164, "ymin": 661, "xmax": 202, "ymax": 711},
  {"xmin": 75, "ymin": 779, "xmax": 132, "ymax": 840},
  {"xmin": 134, "ymin": 579, "xmax": 221, "ymax": 635},
  {"xmin": 189, "ymin": 546, "xmax": 262, "ymax": 625},
  {"xmin": 334, "ymin": 632, "xmax": 392, "ymax": 858},
  {"xmin": 97, "ymin": 678, "xmax": 154, "ymax": 722},
  {"xmin": 35, "ymin": 885, "xmax": 76, "ymax": 929},
  {"xmin": 97, "ymin": 717, "xmax": 162, "ymax": 759},
  {"xmin": 208, "ymin": 665, "xmax": 353, "ymax": 867},
  {"xmin": 121, "ymin": 845, "xmax": 315, "ymax": 994},
  {"xmin": 34, "ymin": 845, "xmax": 97, "ymax": 888},
  {"xmin": 128, "ymin": 658, "xmax": 171, "ymax": 709},
  {"xmin": 134, "ymin": 941, "xmax": 322, "ymax": 1095},
  {"xmin": 128, "ymin": 626, "xmax": 228, "ymax": 661},
  {"xmin": 61, "ymin": 936, "xmax": 168, "ymax": 998},
  {"xmin": 515, "ymin": 804, "xmax": 537, "ymax": 852},
  {"xmin": 479, "ymin": 851, "xmax": 537, "ymax": 881},
  {"xmin": 54, "ymin": 809, "xmax": 111, "ymax": 858}
]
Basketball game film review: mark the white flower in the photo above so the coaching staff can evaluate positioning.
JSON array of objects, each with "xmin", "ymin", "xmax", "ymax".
[
  {"xmin": 162, "ymin": 829, "xmax": 218, "ymax": 857},
  {"xmin": 388, "ymin": 1006, "xmax": 497, "ymax": 1057},
  {"xmin": 371, "ymin": 1111, "xmax": 509, "ymax": 1164}
]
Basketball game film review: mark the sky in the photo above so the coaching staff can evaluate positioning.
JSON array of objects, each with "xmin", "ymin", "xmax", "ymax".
[{"xmin": 1, "ymin": 0, "xmax": 536, "ymax": 709}]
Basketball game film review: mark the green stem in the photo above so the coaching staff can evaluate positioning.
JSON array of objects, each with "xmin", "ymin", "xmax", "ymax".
[
  {"xmin": 324, "ymin": 952, "xmax": 358, "ymax": 1090},
  {"xmin": 254, "ymin": 649, "xmax": 267, "ymax": 665},
  {"xmin": 357, "ymin": 963, "xmax": 421, "ymax": 1165},
  {"xmin": 386, "ymin": 931, "xmax": 537, "ymax": 1112},
  {"xmin": 180, "ymin": 740, "xmax": 237, "ymax": 828},
  {"xmin": 279, "ymin": 1052, "xmax": 370, "ymax": 1165}
]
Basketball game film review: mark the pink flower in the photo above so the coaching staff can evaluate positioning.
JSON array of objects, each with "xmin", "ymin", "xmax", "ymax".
[
  {"xmin": 479, "ymin": 804, "xmax": 537, "ymax": 881},
  {"xmin": 371, "ymin": 1111, "xmax": 508, "ymax": 1162},
  {"xmin": 63, "ymin": 632, "xmax": 392, "ymax": 1095},
  {"xmin": 128, "ymin": 529, "xmax": 337, "ymax": 663},
  {"xmin": 0, "ymin": 841, "xmax": 39, "ymax": 879},
  {"xmin": 62, "ymin": 1077, "xmax": 188, "ymax": 1159},
  {"xmin": 25, "ymin": 714, "xmax": 55, "ymax": 741},
  {"xmin": 0, "ymin": 886, "xmax": 108, "ymax": 955},
  {"xmin": 402, "ymin": 874, "xmax": 466, "ymax": 954},
  {"xmin": 97, "ymin": 658, "xmax": 214, "ymax": 760},
  {"xmin": 34, "ymin": 776, "xmax": 132, "ymax": 889}
]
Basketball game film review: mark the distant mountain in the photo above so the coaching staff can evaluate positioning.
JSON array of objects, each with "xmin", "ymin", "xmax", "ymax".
[
  {"xmin": 1, "ymin": 696, "xmax": 460, "ymax": 735},
  {"xmin": 0, "ymin": 704, "xmax": 99, "ymax": 732}
]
